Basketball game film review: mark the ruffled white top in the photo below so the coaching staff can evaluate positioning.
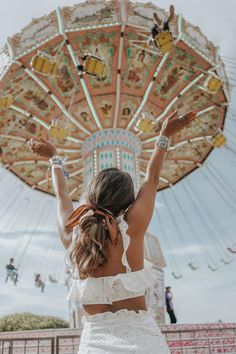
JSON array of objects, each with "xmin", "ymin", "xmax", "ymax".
[{"xmin": 67, "ymin": 214, "xmax": 156, "ymax": 305}]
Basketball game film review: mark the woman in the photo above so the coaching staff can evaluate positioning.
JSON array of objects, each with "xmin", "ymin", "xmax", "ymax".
[{"xmin": 28, "ymin": 110, "xmax": 196, "ymax": 353}]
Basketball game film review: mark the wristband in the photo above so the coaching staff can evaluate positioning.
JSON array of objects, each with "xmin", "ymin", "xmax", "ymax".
[
  {"xmin": 49, "ymin": 155, "xmax": 69, "ymax": 180},
  {"xmin": 156, "ymin": 135, "xmax": 169, "ymax": 152}
]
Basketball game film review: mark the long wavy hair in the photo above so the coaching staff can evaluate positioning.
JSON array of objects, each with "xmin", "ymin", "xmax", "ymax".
[{"xmin": 68, "ymin": 168, "xmax": 135, "ymax": 278}]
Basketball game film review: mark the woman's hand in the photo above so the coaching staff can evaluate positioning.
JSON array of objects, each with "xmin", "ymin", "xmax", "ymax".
[
  {"xmin": 160, "ymin": 110, "xmax": 197, "ymax": 138},
  {"xmin": 28, "ymin": 138, "xmax": 57, "ymax": 158}
]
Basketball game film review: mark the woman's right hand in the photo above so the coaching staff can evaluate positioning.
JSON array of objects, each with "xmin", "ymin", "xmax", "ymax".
[
  {"xmin": 28, "ymin": 138, "xmax": 57, "ymax": 158},
  {"xmin": 160, "ymin": 110, "xmax": 197, "ymax": 138}
]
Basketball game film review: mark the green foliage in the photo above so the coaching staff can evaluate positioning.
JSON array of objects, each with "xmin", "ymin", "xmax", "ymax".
[{"xmin": 0, "ymin": 312, "xmax": 69, "ymax": 332}]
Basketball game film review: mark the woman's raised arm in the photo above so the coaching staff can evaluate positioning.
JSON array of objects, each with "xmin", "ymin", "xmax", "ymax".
[
  {"xmin": 28, "ymin": 138, "xmax": 74, "ymax": 248},
  {"xmin": 127, "ymin": 111, "xmax": 196, "ymax": 238}
]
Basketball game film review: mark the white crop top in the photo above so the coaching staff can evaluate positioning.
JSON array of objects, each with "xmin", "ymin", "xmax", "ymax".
[{"xmin": 67, "ymin": 215, "xmax": 156, "ymax": 305}]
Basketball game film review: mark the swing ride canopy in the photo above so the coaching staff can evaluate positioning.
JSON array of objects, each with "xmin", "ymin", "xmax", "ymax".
[{"xmin": 0, "ymin": 0, "xmax": 230, "ymax": 201}]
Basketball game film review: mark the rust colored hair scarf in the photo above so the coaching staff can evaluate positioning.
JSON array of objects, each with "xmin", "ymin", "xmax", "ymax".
[{"xmin": 66, "ymin": 204, "xmax": 119, "ymax": 243}]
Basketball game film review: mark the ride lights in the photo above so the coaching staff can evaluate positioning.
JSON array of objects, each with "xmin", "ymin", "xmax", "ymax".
[
  {"xmin": 93, "ymin": 149, "xmax": 98, "ymax": 175},
  {"xmin": 116, "ymin": 147, "xmax": 121, "ymax": 168},
  {"xmin": 135, "ymin": 154, "xmax": 141, "ymax": 188}
]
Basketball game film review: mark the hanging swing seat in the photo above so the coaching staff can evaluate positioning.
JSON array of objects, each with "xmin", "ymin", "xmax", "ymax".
[
  {"xmin": 0, "ymin": 94, "xmax": 13, "ymax": 109},
  {"xmin": 208, "ymin": 263, "xmax": 219, "ymax": 271},
  {"xmin": 171, "ymin": 271, "xmax": 183, "ymax": 279},
  {"xmin": 48, "ymin": 274, "xmax": 59, "ymax": 284},
  {"xmin": 212, "ymin": 133, "xmax": 227, "ymax": 148},
  {"xmin": 188, "ymin": 261, "xmax": 201, "ymax": 270},
  {"xmin": 136, "ymin": 117, "xmax": 155, "ymax": 133},
  {"xmin": 221, "ymin": 256, "xmax": 232, "ymax": 265},
  {"xmin": 204, "ymin": 75, "xmax": 222, "ymax": 94},
  {"xmin": 81, "ymin": 54, "xmax": 108, "ymax": 78},
  {"xmin": 31, "ymin": 51, "xmax": 58, "ymax": 76},
  {"xmin": 49, "ymin": 119, "xmax": 68, "ymax": 140},
  {"xmin": 154, "ymin": 31, "xmax": 173, "ymax": 54}
]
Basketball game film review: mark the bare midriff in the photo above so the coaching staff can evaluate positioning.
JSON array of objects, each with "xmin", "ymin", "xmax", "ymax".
[{"xmin": 83, "ymin": 295, "xmax": 147, "ymax": 315}]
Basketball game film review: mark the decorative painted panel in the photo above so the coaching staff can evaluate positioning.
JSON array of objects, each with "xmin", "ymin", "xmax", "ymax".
[
  {"xmin": 151, "ymin": 47, "xmax": 204, "ymax": 106},
  {"xmin": 10, "ymin": 12, "xmax": 59, "ymax": 57},
  {"xmin": 93, "ymin": 95, "xmax": 115, "ymax": 128},
  {"xmin": 61, "ymin": 0, "xmax": 119, "ymax": 31},
  {"xmin": 121, "ymin": 150, "xmax": 135, "ymax": 178},
  {"xmin": 82, "ymin": 129, "xmax": 141, "ymax": 156},
  {"xmin": 118, "ymin": 95, "xmax": 142, "ymax": 129},
  {"xmin": 123, "ymin": 34, "xmax": 159, "ymax": 91},
  {"xmin": 99, "ymin": 150, "xmax": 115, "ymax": 170}
]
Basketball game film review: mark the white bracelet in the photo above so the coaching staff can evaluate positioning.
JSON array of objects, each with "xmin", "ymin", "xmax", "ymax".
[
  {"xmin": 49, "ymin": 155, "xmax": 69, "ymax": 180},
  {"xmin": 156, "ymin": 135, "xmax": 169, "ymax": 152},
  {"xmin": 49, "ymin": 155, "xmax": 63, "ymax": 165},
  {"xmin": 51, "ymin": 164, "xmax": 63, "ymax": 170}
]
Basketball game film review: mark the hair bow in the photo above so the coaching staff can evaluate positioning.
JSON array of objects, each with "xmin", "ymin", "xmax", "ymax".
[{"xmin": 66, "ymin": 204, "xmax": 119, "ymax": 245}]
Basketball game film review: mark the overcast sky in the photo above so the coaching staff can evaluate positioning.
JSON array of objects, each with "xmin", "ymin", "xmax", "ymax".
[{"xmin": 0, "ymin": 0, "xmax": 236, "ymax": 324}]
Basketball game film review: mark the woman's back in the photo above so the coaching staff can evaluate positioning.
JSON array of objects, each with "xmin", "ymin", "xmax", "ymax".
[
  {"xmin": 68, "ymin": 213, "xmax": 154, "ymax": 315},
  {"xmin": 89, "ymin": 215, "xmax": 145, "ymax": 277}
]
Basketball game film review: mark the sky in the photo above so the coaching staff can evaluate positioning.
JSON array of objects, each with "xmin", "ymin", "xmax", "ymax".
[{"xmin": 0, "ymin": 0, "xmax": 236, "ymax": 325}]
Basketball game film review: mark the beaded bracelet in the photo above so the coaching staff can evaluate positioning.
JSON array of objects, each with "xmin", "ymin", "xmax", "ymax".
[
  {"xmin": 156, "ymin": 135, "xmax": 169, "ymax": 152},
  {"xmin": 49, "ymin": 155, "xmax": 70, "ymax": 180}
]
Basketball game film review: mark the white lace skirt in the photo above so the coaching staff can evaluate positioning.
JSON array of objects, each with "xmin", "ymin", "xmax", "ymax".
[{"xmin": 78, "ymin": 308, "xmax": 170, "ymax": 354}]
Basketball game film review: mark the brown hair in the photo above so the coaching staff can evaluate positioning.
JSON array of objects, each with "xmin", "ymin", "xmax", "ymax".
[{"xmin": 68, "ymin": 168, "xmax": 135, "ymax": 278}]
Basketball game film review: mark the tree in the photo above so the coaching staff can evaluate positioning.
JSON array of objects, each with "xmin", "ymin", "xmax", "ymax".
[{"xmin": 0, "ymin": 313, "xmax": 69, "ymax": 332}]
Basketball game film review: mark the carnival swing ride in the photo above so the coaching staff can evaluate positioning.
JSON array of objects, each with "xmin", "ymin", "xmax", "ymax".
[{"xmin": 0, "ymin": 0, "xmax": 236, "ymax": 286}]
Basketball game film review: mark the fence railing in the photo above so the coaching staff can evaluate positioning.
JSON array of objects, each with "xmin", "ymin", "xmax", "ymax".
[
  {"xmin": 0, "ymin": 337, "xmax": 54, "ymax": 354},
  {"xmin": 0, "ymin": 325, "xmax": 236, "ymax": 354},
  {"xmin": 55, "ymin": 335, "xmax": 80, "ymax": 354},
  {"xmin": 162, "ymin": 326, "xmax": 236, "ymax": 354}
]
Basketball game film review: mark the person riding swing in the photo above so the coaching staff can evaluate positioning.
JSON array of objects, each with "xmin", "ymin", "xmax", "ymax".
[{"xmin": 5, "ymin": 258, "xmax": 18, "ymax": 285}]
